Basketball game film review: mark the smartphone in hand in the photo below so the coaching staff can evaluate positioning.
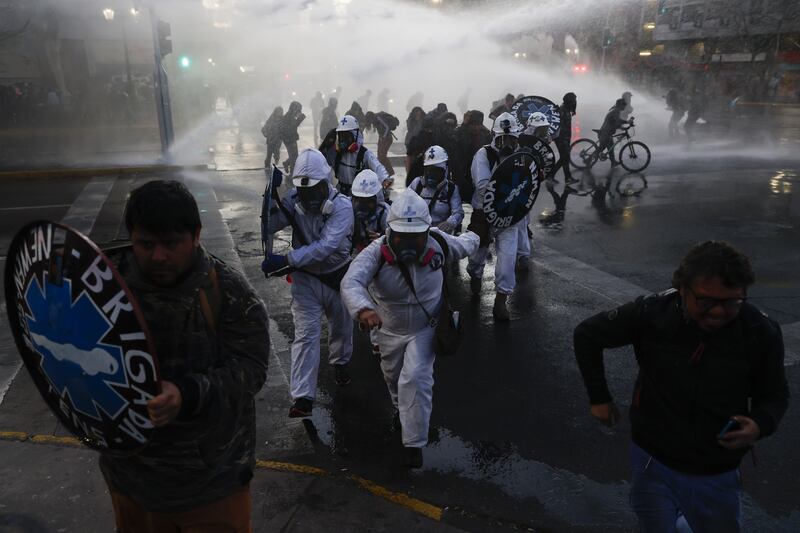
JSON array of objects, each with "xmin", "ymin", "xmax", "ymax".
[{"xmin": 717, "ymin": 419, "xmax": 741, "ymax": 439}]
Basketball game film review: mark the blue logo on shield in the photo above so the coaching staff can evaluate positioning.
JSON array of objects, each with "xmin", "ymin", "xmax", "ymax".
[{"xmin": 24, "ymin": 277, "xmax": 128, "ymax": 420}]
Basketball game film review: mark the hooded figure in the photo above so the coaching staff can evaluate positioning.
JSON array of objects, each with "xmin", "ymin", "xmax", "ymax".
[
  {"xmin": 279, "ymin": 101, "xmax": 306, "ymax": 175},
  {"xmin": 551, "ymin": 92, "xmax": 578, "ymax": 184},
  {"xmin": 407, "ymin": 145, "xmax": 463, "ymax": 234},
  {"xmin": 466, "ymin": 112, "xmax": 538, "ymax": 320},
  {"xmin": 325, "ymin": 114, "xmax": 390, "ymax": 198},
  {"xmin": 262, "ymin": 148, "xmax": 355, "ymax": 418},
  {"xmin": 319, "ymin": 97, "xmax": 339, "ymax": 141},
  {"xmin": 341, "ymin": 189, "xmax": 479, "ymax": 468}
]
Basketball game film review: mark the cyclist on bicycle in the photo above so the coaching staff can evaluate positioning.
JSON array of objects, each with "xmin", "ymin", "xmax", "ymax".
[{"xmin": 598, "ymin": 98, "xmax": 630, "ymax": 166}]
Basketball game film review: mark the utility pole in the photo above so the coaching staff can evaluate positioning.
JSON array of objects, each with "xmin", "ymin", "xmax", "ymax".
[{"xmin": 149, "ymin": 6, "xmax": 174, "ymax": 159}]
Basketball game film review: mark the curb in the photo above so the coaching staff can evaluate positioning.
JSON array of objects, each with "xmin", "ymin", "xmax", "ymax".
[
  {"xmin": 0, "ymin": 164, "xmax": 210, "ymax": 180},
  {"xmin": 0, "ymin": 431, "xmax": 445, "ymax": 523}
]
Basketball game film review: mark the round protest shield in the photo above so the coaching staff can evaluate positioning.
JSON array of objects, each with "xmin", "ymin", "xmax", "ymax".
[
  {"xmin": 4, "ymin": 221, "xmax": 160, "ymax": 455},
  {"xmin": 521, "ymin": 138, "xmax": 556, "ymax": 179},
  {"xmin": 482, "ymin": 151, "xmax": 541, "ymax": 229},
  {"xmin": 511, "ymin": 95, "xmax": 562, "ymax": 140}
]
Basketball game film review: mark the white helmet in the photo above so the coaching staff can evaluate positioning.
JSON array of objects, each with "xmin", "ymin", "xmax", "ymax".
[
  {"xmin": 423, "ymin": 145, "xmax": 449, "ymax": 167},
  {"xmin": 351, "ymin": 169, "xmax": 382, "ymax": 198},
  {"xmin": 527, "ymin": 112, "xmax": 550, "ymax": 129},
  {"xmin": 492, "ymin": 112, "xmax": 521, "ymax": 137},
  {"xmin": 336, "ymin": 114, "xmax": 359, "ymax": 132},
  {"xmin": 387, "ymin": 189, "xmax": 431, "ymax": 233},
  {"xmin": 291, "ymin": 148, "xmax": 333, "ymax": 187}
]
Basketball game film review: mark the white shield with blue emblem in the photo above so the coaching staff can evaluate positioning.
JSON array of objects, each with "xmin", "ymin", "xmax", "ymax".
[{"xmin": 4, "ymin": 221, "xmax": 160, "ymax": 455}]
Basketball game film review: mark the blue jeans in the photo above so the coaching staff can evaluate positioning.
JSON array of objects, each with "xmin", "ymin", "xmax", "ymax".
[{"xmin": 629, "ymin": 442, "xmax": 741, "ymax": 533}]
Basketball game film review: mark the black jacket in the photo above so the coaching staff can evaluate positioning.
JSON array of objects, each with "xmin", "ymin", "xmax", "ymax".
[{"xmin": 574, "ymin": 289, "xmax": 789, "ymax": 475}]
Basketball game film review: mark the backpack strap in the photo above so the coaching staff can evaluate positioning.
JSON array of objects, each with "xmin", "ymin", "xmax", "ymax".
[
  {"xmin": 356, "ymin": 146, "xmax": 368, "ymax": 172},
  {"xmin": 484, "ymin": 145, "xmax": 499, "ymax": 171},
  {"xmin": 198, "ymin": 265, "xmax": 222, "ymax": 336}
]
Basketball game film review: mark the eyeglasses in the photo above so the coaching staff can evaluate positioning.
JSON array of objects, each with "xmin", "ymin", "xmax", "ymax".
[{"xmin": 686, "ymin": 286, "xmax": 747, "ymax": 312}]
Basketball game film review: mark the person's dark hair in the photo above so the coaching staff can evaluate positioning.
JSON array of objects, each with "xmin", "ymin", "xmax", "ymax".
[
  {"xmin": 269, "ymin": 106, "xmax": 283, "ymax": 120},
  {"xmin": 467, "ymin": 109, "xmax": 484, "ymax": 125},
  {"xmin": 671, "ymin": 241, "xmax": 755, "ymax": 290},
  {"xmin": 410, "ymin": 106, "xmax": 425, "ymax": 120},
  {"xmin": 364, "ymin": 111, "xmax": 376, "ymax": 130},
  {"xmin": 563, "ymin": 92, "xmax": 576, "ymax": 104},
  {"xmin": 125, "ymin": 180, "xmax": 201, "ymax": 236}
]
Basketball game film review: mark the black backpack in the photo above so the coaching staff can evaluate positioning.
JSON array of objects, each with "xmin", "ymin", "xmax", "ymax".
[{"xmin": 378, "ymin": 112, "xmax": 400, "ymax": 131}]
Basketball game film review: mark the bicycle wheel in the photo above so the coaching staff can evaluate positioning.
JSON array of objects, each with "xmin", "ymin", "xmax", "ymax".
[
  {"xmin": 570, "ymin": 138, "xmax": 599, "ymax": 169},
  {"xmin": 618, "ymin": 141, "xmax": 651, "ymax": 172}
]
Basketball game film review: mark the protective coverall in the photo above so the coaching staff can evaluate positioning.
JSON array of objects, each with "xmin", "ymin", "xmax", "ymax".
[
  {"xmin": 341, "ymin": 229, "xmax": 478, "ymax": 447},
  {"xmin": 268, "ymin": 154, "xmax": 354, "ymax": 401}
]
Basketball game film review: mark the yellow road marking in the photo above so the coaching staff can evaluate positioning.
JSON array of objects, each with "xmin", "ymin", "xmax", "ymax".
[
  {"xmin": 2, "ymin": 432, "xmax": 446, "ymax": 522},
  {"xmin": 30, "ymin": 434, "xmax": 82, "ymax": 447},
  {"xmin": 0, "ymin": 431, "xmax": 28, "ymax": 441},
  {"xmin": 349, "ymin": 474, "xmax": 443, "ymax": 521},
  {"xmin": 255, "ymin": 459, "xmax": 329, "ymax": 477}
]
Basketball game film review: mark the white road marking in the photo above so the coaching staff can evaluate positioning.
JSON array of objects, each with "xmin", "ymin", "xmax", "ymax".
[
  {"xmin": 0, "ymin": 204, "xmax": 72, "ymax": 212},
  {"xmin": 60, "ymin": 176, "xmax": 116, "ymax": 235},
  {"xmin": 0, "ymin": 176, "xmax": 117, "ymax": 406}
]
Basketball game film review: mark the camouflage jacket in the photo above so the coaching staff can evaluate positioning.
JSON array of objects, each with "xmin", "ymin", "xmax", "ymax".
[{"xmin": 100, "ymin": 246, "xmax": 269, "ymax": 512}]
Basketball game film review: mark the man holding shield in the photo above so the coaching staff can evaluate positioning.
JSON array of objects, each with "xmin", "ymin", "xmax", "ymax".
[
  {"xmin": 466, "ymin": 112, "xmax": 537, "ymax": 320},
  {"xmin": 101, "ymin": 180, "xmax": 270, "ymax": 531}
]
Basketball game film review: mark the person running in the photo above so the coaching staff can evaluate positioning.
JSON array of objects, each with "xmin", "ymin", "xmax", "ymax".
[
  {"xmin": 341, "ymin": 189, "xmax": 479, "ymax": 468},
  {"xmin": 279, "ymin": 101, "xmax": 306, "ymax": 176},
  {"xmin": 407, "ymin": 145, "xmax": 464, "ymax": 235},
  {"xmin": 574, "ymin": 241, "xmax": 789, "ymax": 533},
  {"xmin": 261, "ymin": 106, "xmax": 284, "ymax": 169},
  {"xmin": 262, "ymin": 149, "xmax": 354, "ymax": 418},
  {"xmin": 551, "ymin": 92, "xmax": 578, "ymax": 184}
]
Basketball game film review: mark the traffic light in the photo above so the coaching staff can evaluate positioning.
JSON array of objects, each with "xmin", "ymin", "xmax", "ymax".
[
  {"xmin": 179, "ymin": 55, "xmax": 191, "ymax": 69},
  {"xmin": 157, "ymin": 20, "xmax": 172, "ymax": 57},
  {"xmin": 603, "ymin": 27, "xmax": 613, "ymax": 47}
]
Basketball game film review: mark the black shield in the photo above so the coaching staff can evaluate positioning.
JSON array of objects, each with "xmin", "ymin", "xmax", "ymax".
[
  {"xmin": 520, "ymin": 138, "xmax": 556, "ymax": 179},
  {"xmin": 4, "ymin": 221, "xmax": 160, "ymax": 454},
  {"xmin": 483, "ymin": 152, "xmax": 541, "ymax": 228},
  {"xmin": 511, "ymin": 95, "xmax": 562, "ymax": 140}
]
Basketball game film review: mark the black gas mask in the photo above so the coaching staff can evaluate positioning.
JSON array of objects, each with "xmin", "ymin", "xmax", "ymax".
[
  {"xmin": 297, "ymin": 180, "xmax": 329, "ymax": 214},
  {"xmin": 352, "ymin": 196, "xmax": 377, "ymax": 221},
  {"xmin": 495, "ymin": 135, "xmax": 519, "ymax": 157},
  {"xmin": 336, "ymin": 130, "xmax": 358, "ymax": 153},
  {"xmin": 389, "ymin": 230, "xmax": 429, "ymax": 265},
  {"xmin": 423, "ymin": 165, "xmax": 446, "ymax": 189}
]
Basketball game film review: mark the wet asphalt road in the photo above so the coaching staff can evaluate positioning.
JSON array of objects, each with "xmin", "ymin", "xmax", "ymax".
[
  {"xmin": 209, "ymin": 131, "xmax": 800, "ymax": 531},
  {"xmin": 0, "ymin": 123, "xmax": 798, "ymax": 531}
]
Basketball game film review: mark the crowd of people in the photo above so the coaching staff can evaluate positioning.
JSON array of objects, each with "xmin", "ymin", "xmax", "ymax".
[
  {"xmin": 77, "ymin": 90, "xmax": 789, "ymax": 532},
  {"xmin": 0, "ymin": 77, "xmax": 161, "ymax": 128}
]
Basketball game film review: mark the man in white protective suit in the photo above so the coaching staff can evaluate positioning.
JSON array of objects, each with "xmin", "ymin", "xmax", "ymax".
[
  {"xmin": 350, "ymin": 168, "xmax": 390, "ymax": 359},
  {"xmin": 261, "ymin": 148, "xmax": 355, "ymax": 418},
  {"xmin": 406, "ymin": 145, "xmax": 464, "ymax": 235},
  {"xmin": 341, "ymin": 189, "xmax": 479, "ymax": 468},
  {"xmin": 466, "ymin": 112, "xmax": 537, "ymax": 321},
  {"xmin": 329, "ymin": 114, "xmax": 392, "ymax": 200}
]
